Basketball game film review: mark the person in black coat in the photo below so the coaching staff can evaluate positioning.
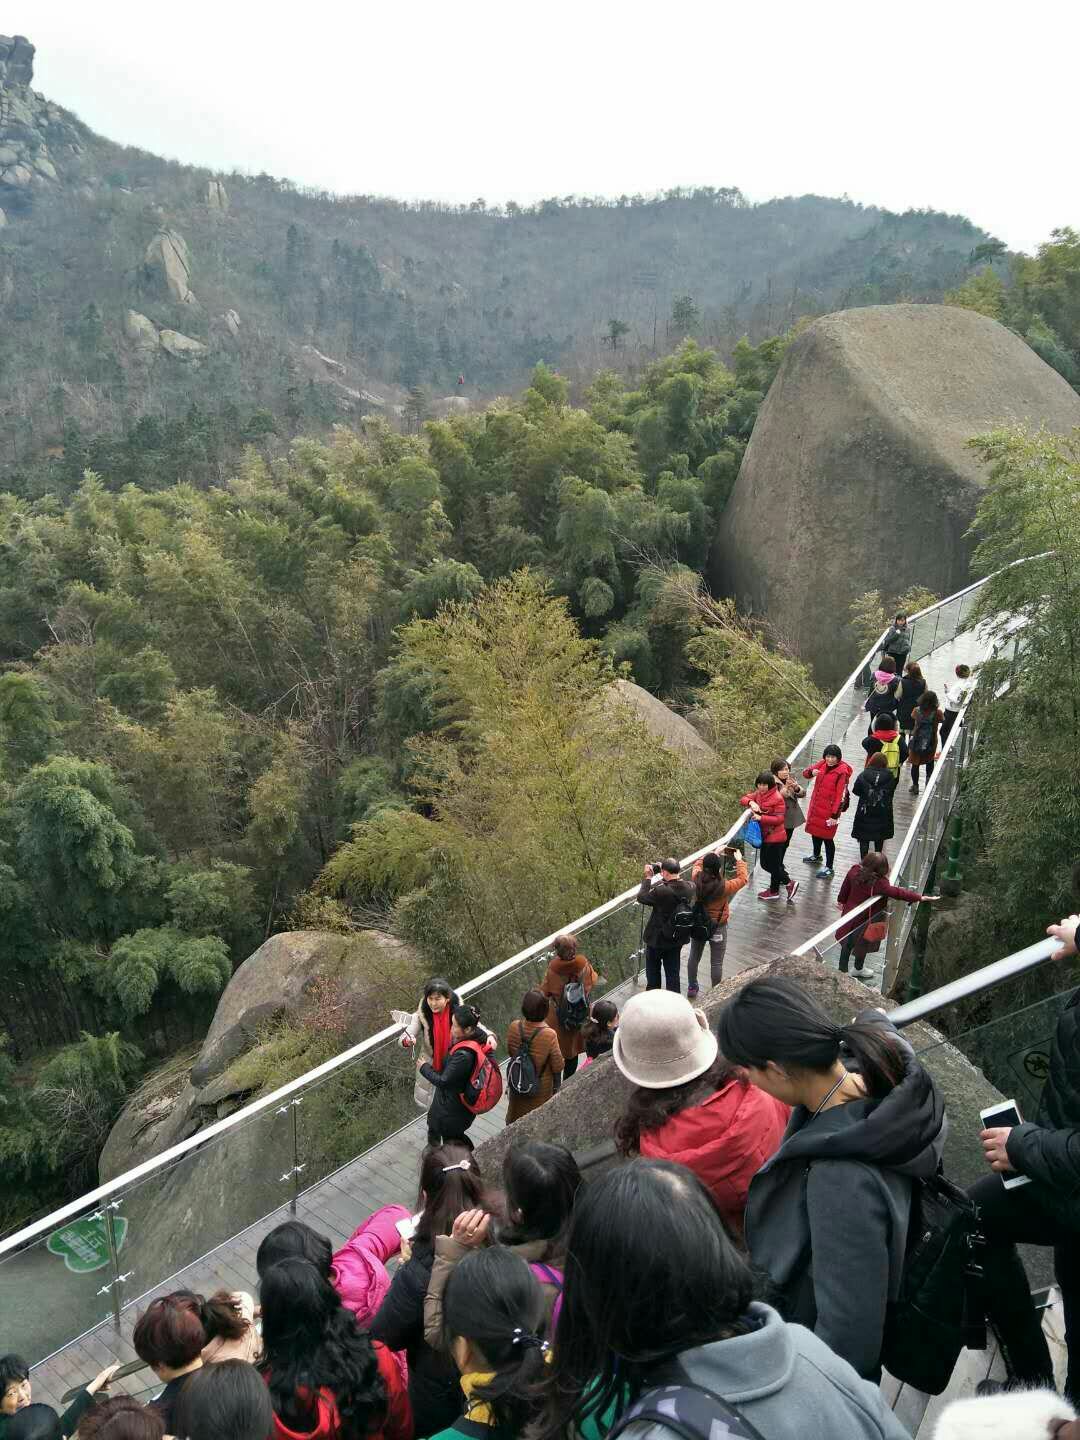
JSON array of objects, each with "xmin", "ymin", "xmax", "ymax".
[
  {"xmin": 370, "ymin": 1144, "xmax": 499, "ymax": 1438},
  {"xmin": 850, "ymin": 753, "xmax": 897, "ymax": 858},
  {"xmin": 637, "ymin": 858, "xmax": 694, "ymax": 993},
  {"xmin": 418, "ymin": 1004, "xmax": 488, "ymax": 1149},
  {"xmin": 897, "ymin": 661, "xmax": 927, "ymax": 743},
  {"xmin": 970, "ymin": 910, "xmax": 1080, "ymax": 1404}
]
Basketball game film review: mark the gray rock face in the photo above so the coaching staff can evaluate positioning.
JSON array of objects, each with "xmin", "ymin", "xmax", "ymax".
[
  {"xmin": 206, "ymin": 178, "xmax": 229, "ymax": 211},
  {"xmin": 0, "ymin": 35, "xmax": 34, "ymax": 86},
  {"xmin": 145, "ymin": 228, "xmax": 197, "ymax": 306},
  {"xmin": 97, "ymin": 928, "xmax": 427, "ymax": 1300},
  {"xmin": 474, "ymin": 952, "xmax": 1009, "ymax": 1198},
  {"xmin": 604, "ymin": 678, "xmax": 716, "ymax": 762},
  {"xmin": 159, "ymin": 328, "xmax": 207, "ymax": 360},
  {"xmin": 123, "ymin": 309, "xmax": 160, "ymax": 353},
  {"xmin": 712, "ymin": 305, "xmax": 1080, "ymax": 685}
]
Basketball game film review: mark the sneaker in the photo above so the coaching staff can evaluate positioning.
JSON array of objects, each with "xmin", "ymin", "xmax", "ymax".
[
  {"xmin": 801, "ymin": 854, "xmax": 819, "ymax": 865},
  {"xmin": 852, "ymin": 965, "xmax": 879, "ymax": 982},
  {"xmin": 816, "ymin": 866, "xmax": 834, "ymax": 878},
  {"xmin": 786, "ymin": 880, "xmax": 800, "ymax": 903},
  {"xmin": 757, "ymin": 888, "xmax": 781, "ymax": 901},
  {"xmin": 686, "ymin": 984, "xmax": 700, "ymax": 1000},
  {"xmin": 910, "ymin": 783, "xmax": 919, "ymax": 794}
]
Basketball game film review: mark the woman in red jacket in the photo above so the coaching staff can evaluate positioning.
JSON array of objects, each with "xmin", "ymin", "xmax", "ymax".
[
  {"xmin": 740, "ymin": 770, "xmax": 794, "ymax": 902},
  {"xmin": 801, "ymin": 744, "xmax": 854, "ymax": 878},
  {"xmin": 261, "ymin": 1257, "xmax": 412, "ymax": 1440},
  {"xmin": 835, "ymin": 851, "xmax": 939, "ymax": 981},
  {"xmin": 613, "ymin": 990, "xmax": 789, "ymax": 1238}
]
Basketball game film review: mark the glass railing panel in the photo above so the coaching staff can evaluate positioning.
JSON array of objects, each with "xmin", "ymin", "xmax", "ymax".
[
  {"xmin": 912, "ymin": 988, "xmax": 1074, "ymax": 1116},
  {"xmin": 294, "ymin": 1034, "xmax": 422, "ymax": 1196},
  {"xmin": 0, "ymin": 1198, "xmax": 128, "ymax": 1365}
]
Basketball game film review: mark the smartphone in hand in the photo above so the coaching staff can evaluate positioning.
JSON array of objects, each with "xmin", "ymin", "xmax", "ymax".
[{"xmin": 979, "ymin": 1099, "xmax": 1032, "ymax": 1190}]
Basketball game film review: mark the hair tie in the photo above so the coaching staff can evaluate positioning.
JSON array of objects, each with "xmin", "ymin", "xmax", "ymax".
[{"xmin": 511, "ymin": 1327, "xmax": 549, "ymax": 1352}]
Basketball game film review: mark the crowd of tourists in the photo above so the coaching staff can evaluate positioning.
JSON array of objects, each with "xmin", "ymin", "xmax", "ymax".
[{"xmin": 4, "ymin": 909, "xmax": 1076, "ymax": 1440}]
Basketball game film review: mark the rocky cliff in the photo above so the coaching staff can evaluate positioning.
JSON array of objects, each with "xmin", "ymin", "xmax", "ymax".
[
  {"xmin": 0, "ymin": 35, "xmax": 86, "ymax": 219},
  {"xmin": 711, "ymin": 305, "xmax": 1080, "ymax": 684}
]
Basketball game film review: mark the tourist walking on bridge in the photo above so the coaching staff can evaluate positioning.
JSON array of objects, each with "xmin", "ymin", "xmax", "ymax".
[
  {"xmin": 541, "ymin": 934, "xmax": 597, "ymax": 1079},
  {"xmin": 908, "ymin": 690, "xmax": 944, "ymax": 794},
  {"xmin": 881, "ymin": 612, "xmax": 912, "ymax": 673},
  {"xmin": 835, "ymin": 851, "xmax": 937, "ymax": 981},
  {"xmin": 636, "ymin": 859, "xmax": 694, "ymax": 991},
  {"xmin": 801, "ymin": 745, "xmax": 852, "ymax": 878},
  {"xmin": 850, "ymin": 753, "xmax": 898, "ymax": 861},
  {"xmin": 687, "ymin": 847, "xmax": 748, "ymax": 996},
  {"xmin": 741, "ymin": 771, "xmax": 795, "ymax": 901}
]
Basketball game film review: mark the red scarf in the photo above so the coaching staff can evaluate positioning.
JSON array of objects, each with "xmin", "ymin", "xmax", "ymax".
[{"xmin": 432, "ymin": 1007, "xmax": 452, "ymax": 1070}]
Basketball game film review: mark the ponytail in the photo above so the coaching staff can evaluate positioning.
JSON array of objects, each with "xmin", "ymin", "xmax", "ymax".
[
  {"xmin": 444, "ymin": 1249, "xmax": 547, "ymax": 1434},
  {"xmin": 199, "ymin": 1290, "xmax": 250, "ymax": 1342},
  {"xmin": 716, "ymin": 974, "xmax": 906, "ymax": 1101}
]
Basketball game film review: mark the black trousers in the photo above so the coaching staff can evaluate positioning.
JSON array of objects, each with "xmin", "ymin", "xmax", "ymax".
[
  {"xmin": 563, "ymin": 1054, "xmax": 580, "ymax": 1079},
  {"xmin": 858, "ymin": 839, "xmax": 885, "ymax": 858},
  {"xmin": 426, "ymin": 1125, "xmax": 474, "ymax": 1151},
  {"xmin": 941, "ymin": 709, "xmax": 960, "ymax": 744},
  {"xmin": 810, "ymin": 836, "xmax": 837, "ymax": 867},
  {"xmin": 759, "ymin": 840, "xmax": 790, "ymax": 891},
  {"xmin": 969, "ymin": 1172, "xmax": 1080, "ymax": 1404},
  {"xmin": 910, "ymin": 758, "xmax": 935, "ymax": 789},
  {"xmin": 645, "ymin": 941, "xmax": 681, "ymax": 991}
]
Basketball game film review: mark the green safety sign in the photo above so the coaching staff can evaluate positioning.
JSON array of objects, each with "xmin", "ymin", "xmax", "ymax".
[{"xmin": 46, "ymin": 1214, "xmax": 128, "ymax": 1275}]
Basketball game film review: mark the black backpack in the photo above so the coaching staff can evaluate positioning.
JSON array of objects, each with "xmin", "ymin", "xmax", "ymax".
[
  {"xmin": 663, "ymin": 902, "xmax": 697, "ymax": 946},
  {"xmin": 912, "ymin": 712, "xmax": 936, "ymax": 753},
  {"xmin": 607, "ymin": 1370, "xmax": 765, "ymax": 1440},
  {"xmin": 880, "ymin": 1171, "xmax": 987, "ymax": 1395},
  {"xmin": 506, "ymin": 1022, "xmax": 542, "ymax": 1098},
  {"xmin": 689, "ymin": 902, "xmax": 717, "ymax": 942},
  {"xmin": 557, "ymin": 978, "xmax": 590, "ymax": 1032},
  {"xmin": 862, "ymin": 775, "xmax": 891, "ymax": 817}
]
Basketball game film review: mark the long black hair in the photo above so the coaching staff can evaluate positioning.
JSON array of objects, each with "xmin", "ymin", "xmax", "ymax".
[
  {"xmin": 444, "ymin": 1248, "xmax": 547, "ymax": 1435},
  {"xmin": 581, "ymin": 1000, "xmax": 617, "ymax": 1057},
  {"xmin": 615, "ymin": 1054, "xmax": 738, "ymax": 1155},
  {"xmin": 496, "ymin": 1141, "xmax": 582, "ymax": 1249},
  {"xmin": 414, "ymin": 1143, "xmax": 493, "ymax": 1247},
  {"xmin": 535, "ymin": 1161, "xmax": 755, "ymax": 1440},
  {"xmin": 255, "ymin": 1218, "xmax": 333, "ymax": 1281},
  {"xmin": 175, "ymin": 1360, "xmax": 272, "ymax": 1440},
  {"xmin": 715, "ymin": 975, "xmax": 905, "ymax": 1100},
  {"xmin": 259, "ymin": 1258, "xmax": 385, "ymax": 1440},
  {"xmin": 421, "ymin": 976, "xmax": 457, "ymax": 1033}
]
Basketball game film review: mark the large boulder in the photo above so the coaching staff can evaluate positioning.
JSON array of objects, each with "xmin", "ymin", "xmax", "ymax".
[
  {"xmin": 712, "ymin": 305, "xmax": 1080, "ymax": 685},
  {"xmin": 123, "ymin": 309, "xmax": 160, "ymax": 354},
  {"xmin": 145, "ymin": 228, "xmax": 197, "ymax": 306},
  {"xmin": 206, "ymin": 178, "xmax": 229, "ymax": 211},
  {"xmin": 96, "ymin": 929, "xmax": 428, "ymax": 1301},
  {"xmin": 159, "ymin": 328, "xmax": 207, "ymax": 360},
  {"xmin": 0, "ymin": 34, "xmax": 34, "ymax": 86},
  {"xmin": 604, "ymin": 678, "xmax": 716, "ymax": 763}
]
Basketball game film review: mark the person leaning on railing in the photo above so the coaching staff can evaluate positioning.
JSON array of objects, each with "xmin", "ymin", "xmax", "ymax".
[{"xmin": 969, "ymin": 909, "xmax": 1080, "ymax": 1407}]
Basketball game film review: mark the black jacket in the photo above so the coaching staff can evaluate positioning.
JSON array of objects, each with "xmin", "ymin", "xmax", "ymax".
[
  {"xmin": 745, "ymin": 1016, "xmax": 946, "ymax": 1379},
  {"xmin": 420, "ymin": 1040, "xmax": 479, "ymax": 1140},
  {"xmin": 370, "ymin": 1239, "xmax": 461, "ymax": 1437},
  {"xmin": 1007, "ymin": 989, "xmax": 1080, "ymax": 1228},
  {"xmin": 850, "ymin": 768, "xmax": 897, "ymax": 843},
  {"xmin": 897, "ymin": 673, "xmax": 926, "ymax": 726},
  {"xmin": 637, "ymin": 874, "xmax": 694, "ymax": 947},
  {"xmin": 865, "ymin": 679, "xmax": 902, "ymax": 725}
]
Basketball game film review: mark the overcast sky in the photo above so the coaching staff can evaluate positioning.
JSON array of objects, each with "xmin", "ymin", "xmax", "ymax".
[{"xmin": 10, "ymin": 0, "xmax": 1077, "ymax": 254}]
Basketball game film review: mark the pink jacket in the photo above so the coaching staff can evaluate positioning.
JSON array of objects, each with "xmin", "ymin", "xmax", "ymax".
[{"xmin": 331, "ymin": 1204, "xmax": 411, "ymax": 1326}]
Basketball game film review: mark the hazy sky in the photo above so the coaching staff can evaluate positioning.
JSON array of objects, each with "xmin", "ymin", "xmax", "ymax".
[{"xmin": 10, "ymin": 0, "xmax": 1077, "ymax": 254}]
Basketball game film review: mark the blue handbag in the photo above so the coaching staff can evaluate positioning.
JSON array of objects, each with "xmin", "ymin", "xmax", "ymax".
[{"xmin": 743, "ymin": 815, "xmax": 763, "ymax": 849}]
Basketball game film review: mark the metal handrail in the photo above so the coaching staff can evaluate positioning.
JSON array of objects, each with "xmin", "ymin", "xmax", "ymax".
[
  {"xmin": 0, "ymin": 575, "xmax": 992, "ymax": 1262},
  {"xmin": 889, "ymin": 937, "xmax": 1060, "ymax": 1029}
]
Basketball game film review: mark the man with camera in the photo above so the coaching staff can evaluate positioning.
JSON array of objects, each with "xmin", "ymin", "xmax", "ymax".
[{"xmin": 637, "ymin": 857, "xmax": 695, "ymax": 994}]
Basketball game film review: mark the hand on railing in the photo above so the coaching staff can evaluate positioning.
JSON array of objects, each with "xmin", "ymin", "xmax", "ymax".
[{"xmin": 1048, "ymin": 913, "xmax": 1079, "ymax": 961}]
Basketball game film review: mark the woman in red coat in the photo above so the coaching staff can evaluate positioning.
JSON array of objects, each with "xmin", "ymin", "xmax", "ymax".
[
  {"xmin": 835, "ymin": 851, "xmax": 939, "ymax": 981},
  {"xmin": 740, "ymin": 770, "xmax": 794, "ymax": 901},
  {"xmin": 612, "ymin": 990, "xmax": 789, "ymax": 1238},
  {"xmin": 800, "ymin": 744, "xmax": 853, "ymax": 878}
]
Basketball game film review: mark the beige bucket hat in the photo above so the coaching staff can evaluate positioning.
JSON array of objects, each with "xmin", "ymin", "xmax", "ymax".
[{"xmin": 612, "ymin": 990, "xmax": 718, "ymax": 1089}]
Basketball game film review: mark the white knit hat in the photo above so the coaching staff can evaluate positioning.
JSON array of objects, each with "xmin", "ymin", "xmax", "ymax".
[
  {"xmin": 934, "ymin": 1389, "xmax": 1077, "ymax": 1440},
  {"xmin": 612, "ymin": 991, "xmax": 718, "ymax": 1089}
]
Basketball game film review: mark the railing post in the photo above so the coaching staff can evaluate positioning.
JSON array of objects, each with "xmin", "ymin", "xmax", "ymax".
[
  {"xmin": 279, "ymin": 1098, "xmax": 305, "ymax": 1213},
  {"xmin": 906, "ymin": 860, "xmax": 937, "ymax": 1003},
  {"xmin": 95, "ymin": 1200, "xmax": 125, "ymax": 1334}
]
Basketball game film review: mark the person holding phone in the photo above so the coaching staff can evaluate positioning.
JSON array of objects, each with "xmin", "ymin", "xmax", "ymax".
[{"xmin": 968, "ymin": 910, "xmax": 1080, "ymax": 1405}]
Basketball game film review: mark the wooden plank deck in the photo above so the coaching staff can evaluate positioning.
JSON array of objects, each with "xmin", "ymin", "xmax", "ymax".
[{"xmin": 22, "ymin": 623, "xmax": 997, "ymax": 1407}]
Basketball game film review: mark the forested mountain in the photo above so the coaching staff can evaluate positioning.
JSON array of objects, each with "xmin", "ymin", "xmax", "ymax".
[{"xmin": 0, "ymin": 34, "xmax": 998, "ymax": 488}]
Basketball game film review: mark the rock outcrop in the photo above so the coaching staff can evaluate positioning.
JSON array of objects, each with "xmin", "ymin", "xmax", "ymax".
[
  {"xmin": 144, "ymin": 228, "xmax": 197, "ymax": 307},
  {"xmin": 712, "ymin": 305, "xmax": 1080, "ymax": 685},
  {"xmin": 159, "ymin": 328, "xmax": 207, "ymax": 360},
  {"xmin": 98, "ymin": 929, "xmax": 427, "ymax": 1288},
  {"xmin": 206, "ymin": 178, "xmax": 229, "ymax": 211},
  {"xmin": 604, "ymin": 678, "xmax": 716, "ymax": 763},
  {"xmin": 123, "ymin": 309, "xmax": 160, "ymax": 354},
  {"xmin": 0, "ymin": 35, "xmax": 84, "ymax": 212}
]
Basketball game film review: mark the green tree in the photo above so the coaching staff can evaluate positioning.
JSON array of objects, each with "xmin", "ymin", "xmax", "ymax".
[
  {"xmin": 670, "ymin": 294, "xmax": 700, "ymax": 336},
  {"xmin": 605, "ymin": 319, "xmax": 630, "ymax": 351}
]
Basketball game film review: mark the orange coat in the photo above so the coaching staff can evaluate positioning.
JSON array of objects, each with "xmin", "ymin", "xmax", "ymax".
[
  {"xmin": 541, "ymin": 954, "xmax": 599, "ymax": 1060},
  {"xmin": 505, "ymin": 1019, "xmax": 564, "ymax": 1123}
]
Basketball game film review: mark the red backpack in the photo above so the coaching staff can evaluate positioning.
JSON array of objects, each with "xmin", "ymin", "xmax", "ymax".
[{"xmin": 451, "ymin": 1039, "xmax": 504, "ymax": 1115}]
